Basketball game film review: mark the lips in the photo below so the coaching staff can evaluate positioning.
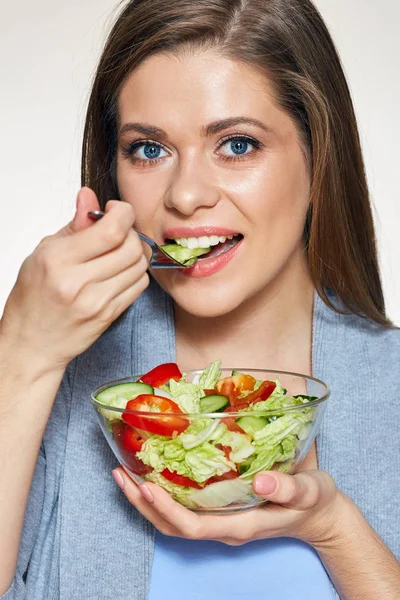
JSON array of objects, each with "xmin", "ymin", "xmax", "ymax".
[{"xmin": 181, "ymin": 236, "xmax": 244, "ymax": 278}]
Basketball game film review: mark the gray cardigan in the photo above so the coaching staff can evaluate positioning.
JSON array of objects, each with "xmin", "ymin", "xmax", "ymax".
[{"xmin": 3, "ymin": 280, "xmax": 400, "ymax": 599}]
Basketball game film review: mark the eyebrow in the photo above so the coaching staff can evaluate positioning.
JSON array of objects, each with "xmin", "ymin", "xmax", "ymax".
[{"xmin": 119, "ymin": 117, "xmax": 271, "ymax": 139}]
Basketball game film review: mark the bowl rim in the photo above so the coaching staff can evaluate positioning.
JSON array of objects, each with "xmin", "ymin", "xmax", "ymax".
[{"xmin": 90, "ymin": 368, "xmax": 330, "ymax": 418}]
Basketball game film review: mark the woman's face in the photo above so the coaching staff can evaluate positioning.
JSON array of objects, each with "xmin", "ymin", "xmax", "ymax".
[{"xmin": 117, "ymin": 49, "xmax": 311, "ymax": 318}]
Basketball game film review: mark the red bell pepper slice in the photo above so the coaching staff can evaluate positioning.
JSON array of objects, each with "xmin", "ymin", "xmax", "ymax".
[
  {"xmin": 112, "ymin": 422, "xmax": 152, "ymax": 476},
  {"xmin": 139, "ymin": 363, "xmax": 182, "ymax": 387},
  {"xmin": 204, "ymin": 470, "xmax": 238, "ymax": 486},
  {"xmin": 241, "ymin": 380, "xmax": 276, "ymax": 405},
  {"xmin": 122, "ymin": 395, "xmax": 189, "ymax": 437},
  {"xmin": 160, "ymin": 469, "xmax": 202, "ymax": 489}
]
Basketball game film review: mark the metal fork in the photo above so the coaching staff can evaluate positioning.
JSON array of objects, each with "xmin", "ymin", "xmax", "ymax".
[{"xmin": 87, "ymin": 210, "xmax": 187, "ymax": 269}]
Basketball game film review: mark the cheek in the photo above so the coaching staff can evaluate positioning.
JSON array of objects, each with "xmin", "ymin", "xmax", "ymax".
[
  {"xmin": 116, "ymin": 160, "xmax": 168, "ymax": 228},
  {"xmin": 226, "ymin": 153, "xmax": 310, "ymax": 236}
]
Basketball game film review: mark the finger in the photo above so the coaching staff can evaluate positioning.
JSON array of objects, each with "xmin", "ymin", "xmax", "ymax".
[
  {"xmin": 113, "ymin": 469, "xmax": 183, "ymax": 538},
  {"xmin": 106, "ymin": 270, "xmax": 150, "ymax": 318},
  {"xmin": 58, "ymin": 187, "xmax": 101, "ymax": 236},
  {"xmin": 55, "ymin": 201, "xmax": 136, "ymax": 264},
  {"xmin": 253, "ymin": 470, "xmax": 335, "ymax": 510},
  {"xmin": 77, "ymin": 256, "xmax": 149, "ymax": 314},
  {"xmin": 79, "ymin": 230, "xmax": 145, "ymax": 283}
]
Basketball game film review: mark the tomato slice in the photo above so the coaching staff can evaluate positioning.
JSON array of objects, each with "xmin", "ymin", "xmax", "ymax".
[
  {"xmin": 122, "ymin": 394, "xmax": 189, "ymax": 437},
  {"xmin": 112, "ymin": 422, "xmax": 152, "ymax": 476},
  {"xmin": 221, "ymin": 416, "xmax": 245, "ymax": 433},
  {"xmin": 139, "ymin": 363, "xmax": 182, "ymax": 387},
  {"xmin": 204, "ymin": 470, "xmax": 238, "ymax": 486},
  {"xmin": 160, "ymin": 468, "xmax": 202, "ymax": 489},
  {"xmin": 214, "ymin": 379, "xmax": 240, "ymax": 403}
]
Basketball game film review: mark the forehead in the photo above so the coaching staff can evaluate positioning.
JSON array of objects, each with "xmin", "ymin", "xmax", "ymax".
[{"xmin": 117, "ymin": 49, "xmax": 283, "ymax": 130}]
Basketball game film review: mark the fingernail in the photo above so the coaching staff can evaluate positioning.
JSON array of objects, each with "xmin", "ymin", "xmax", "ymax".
[
  {"xmin": 112, "ymin": 469, "xmax": 125, "ymax": 490},
  {"xmin": 254, "ymin": 474, "xmax": 277, "ymax": 495},
  {"xmin": 139, "ymin": 483, "xmax": 154, "ymax": 503}
]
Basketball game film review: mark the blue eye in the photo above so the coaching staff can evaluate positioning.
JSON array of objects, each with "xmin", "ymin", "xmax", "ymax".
[
  {"xmin": 134, "ymin": 143, "xmax": 168, "ymax": 160},
  {"xmin": 219, "ymin": 137, "xmax": 258, "ymax": 158}
]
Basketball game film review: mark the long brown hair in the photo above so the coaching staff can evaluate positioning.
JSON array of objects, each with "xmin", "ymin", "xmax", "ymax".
[{"xmin": 82, "ymin": 0, "xmax": 391, "ymax": 326}]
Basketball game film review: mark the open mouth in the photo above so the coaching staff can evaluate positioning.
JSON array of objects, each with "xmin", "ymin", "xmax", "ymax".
[{"xmin": 164, "ymin": 233, "xmax": 244, "ymax": 263}]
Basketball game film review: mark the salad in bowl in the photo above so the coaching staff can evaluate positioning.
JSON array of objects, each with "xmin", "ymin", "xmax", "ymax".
[{"xmin": 91, "ymin": 361, "xmax": 329, "ymax": 513}]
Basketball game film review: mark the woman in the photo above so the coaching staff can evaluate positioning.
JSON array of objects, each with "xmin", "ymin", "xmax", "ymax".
[{"xmin": 0, "ymin": 0, "xmax": 399, "ymax": 598}]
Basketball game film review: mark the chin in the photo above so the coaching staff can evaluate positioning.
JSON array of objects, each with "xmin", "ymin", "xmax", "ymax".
[{"xmin": 161, "ymin": 276, "xmax": 258, "ymax": 318}]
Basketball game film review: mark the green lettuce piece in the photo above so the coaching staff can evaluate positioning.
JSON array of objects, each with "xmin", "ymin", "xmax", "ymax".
[
  {"xmin": 138, "ymin": 432, "xmax": 236, "ymax": 484},
  {"xmin": 240, "ymin": 446, "xmax": 282, "ymax": 479},
  {"xmin": 169, "ymin": 379, "xmax": 203, "ymax": 413},
  {"xmin": 218, "ymin": 430, "xmax": 255, "ymax": 463},
  {"xmin": 179, "ymin": 418, "xmax": 221, "ymax": 449},
  {"xmin": 240, "ymin": 434, "xmax": 297, "ymax": 479},
  {"xmin": 243, "ymin": 392, "xmax": 312, "ymax": 414},
  {"xmin": 184, "ymin": 445, "xmax": 235, "ymax": 483},
  {"xmin": 208, "ymin": 422, "xmax": 227, "ymax": 442},
  {"xmin": 163, "ymin": 439, "xmax": 186, "ymax": 462},
  {"xmin": 253, "ymin": 411, "xmax": 314, "ymax": 449},
  {"xmin": 97, "ymin": 394, "xmax": 127, "ymax": 425},
  {"xmin": 137, "ymin": 436, "xmax": 169, "ymax": 472},
  {"xmin": 280, "ymin": 434, "xmax": 297, "ymax": 455},
  {"xmin": 197, "ymin": 360, "xmax": 222, "ymax": 390},
  {"xmin": 144, "ymin": 471, "xmax": 197, "ymax": 508}
]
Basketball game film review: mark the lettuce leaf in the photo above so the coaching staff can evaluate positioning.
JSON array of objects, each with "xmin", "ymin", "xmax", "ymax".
[
  {"xmin": 97, "ymin": 394, "xmax": 127, "ymax": 426},
  {"xmin": 144, "ymin": 471, "xmax": 197, "ymax": 508},
  {"xmin": 168, "ymin": 379, "xmax": 203, "ymax": 413},
  {"xmin": 179, "ymin": 419, "xmax": 222, "ymax": 449},
  {"xmin": 218, "ymin": 430, "xmax": 255, "ymax": 463},
  {"xmin": 253, "ymin": 411, "xmax": 314, "ymax": 449},
  {"xmin": 138, "ymin": 431, "xmax": 236, "ymax": 484},
  {"xmin": 197, "ymin": 360, "xmax": 222, "ymax": 390}
]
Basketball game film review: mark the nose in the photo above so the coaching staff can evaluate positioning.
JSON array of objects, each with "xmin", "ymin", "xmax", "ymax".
[{"xmin": 164, "ymin": 154, "xmax": 220, "ymax": 216}]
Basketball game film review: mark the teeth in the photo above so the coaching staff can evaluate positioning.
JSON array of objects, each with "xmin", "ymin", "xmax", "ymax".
[
  {"xmin": 209, "ymin": 235, "xmax": 220, "ymax": 246},
  {"xmin": 198, "ymin": 236, "xmax": 211, "ymax": 248},
  {"xmin": 173, "ymin": 234, "xmax": 238, "ymax": 248},
  {"xmin": 187, "ymin": 238, "xmax": 198, "ymax": 249}
]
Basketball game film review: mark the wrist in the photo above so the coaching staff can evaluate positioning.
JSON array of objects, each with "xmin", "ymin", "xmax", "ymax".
[
  {"xmin": 0, "ymin": 326, "xmax": 66, "ymax": 384},
  {"xmin": 310, "ymin": 490, "xmax": 361, "ymax": 552}
]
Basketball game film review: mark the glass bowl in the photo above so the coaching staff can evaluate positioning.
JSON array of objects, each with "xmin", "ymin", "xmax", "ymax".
[{"xmin": 91, "ymin": 369, "xmax": 329, "ymax": 514}]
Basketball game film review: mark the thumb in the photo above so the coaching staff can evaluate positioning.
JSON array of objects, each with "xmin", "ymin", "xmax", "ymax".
[
  {"xmin": 57, "ymin": 187, "xmax": 100, "ymax": 237},
  {"xmin": 253, "ymin": 470, "xmax": 336, "ymax": 510}
]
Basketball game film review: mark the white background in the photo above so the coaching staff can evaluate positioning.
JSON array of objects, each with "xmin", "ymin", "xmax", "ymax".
[{"xmin": 0, "ymin": 1, "xmax": 399, "ymax": 322}]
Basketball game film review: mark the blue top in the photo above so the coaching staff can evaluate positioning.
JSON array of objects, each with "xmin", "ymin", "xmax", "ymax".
[
  {"xmin": 149, "ymin": 532, "xmax": 334, "ymax": 600},
  {"xmin": 2, "ymin": 281, "xmax": 399, "ymax": 600}
]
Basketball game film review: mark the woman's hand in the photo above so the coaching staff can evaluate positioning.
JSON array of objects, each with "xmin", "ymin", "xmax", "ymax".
[
  {"xmin": 0, "ymin": 187, "xmax": 149, "ymax": 375},
  {"xmin": 111, "ymin": 465, "xmax": 342, "ymax": 548}
]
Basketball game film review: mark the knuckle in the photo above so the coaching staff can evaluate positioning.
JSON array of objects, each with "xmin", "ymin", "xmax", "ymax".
[
  {"xmin": 181, "ymin": 523, "xmax": 204, "ymax": 541},
  {"xmin": 101, "ymin": 222, "xmax": 126, "ymax": 247},
  {"xmin": 35, "ymin": 243, "xmax": 54, "ymax": 272},
  {"xmin": 54, "ymin": 278, "xmax": 80, "ymax": 305},
  {"xmin": 73, "ymin": 293, "xmax": 99, "ymax": 321}
]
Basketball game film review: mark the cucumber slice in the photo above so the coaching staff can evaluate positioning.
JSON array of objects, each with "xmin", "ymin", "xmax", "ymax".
[
  {"xmin": 160, "ymin": 244, "xmax": 211, "ymax": 266},
  {"xmin": 238, "ymin": 457, "xmax": 254, "ymax": 475},
  {"xmin": 235, "ymin": 415, "xmax": 268, "ymax": 436},
  {"xmin": 231, "ymin": 370, "xmax": 243, "ymax": 376},
  {"xmin": 199, "ymin": 394, "xmax": 229, "ymax": 413},
  {"xmin": 96, "ymin": 382, "xmax": 153, "ymax": 404}
]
